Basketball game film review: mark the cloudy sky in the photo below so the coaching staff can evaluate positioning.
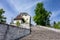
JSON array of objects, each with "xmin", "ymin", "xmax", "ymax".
[{"xmin": 0, "ymin": 0, "xmax": 60, "ymax": 25}]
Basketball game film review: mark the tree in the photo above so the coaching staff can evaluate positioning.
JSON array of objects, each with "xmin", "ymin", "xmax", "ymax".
[
  {"xmin": 53, "ymin": 21, "xmax": 56, "ymax": 25},
  {"xmin": 54, "ymin": 22, "xmax": 60, "ymax": 29},
  {"xmin": 16, "ymin": 21, "xmax": 20, "ymax": 27},
  {"xmin": 33, "ymin": 3, "xmax": 51, "ymax": 26},
  {"xmin": 53, "ymin": 21, "xmax": 56, "ymax": 26},
  {"xmin": 0, "ymin": 8, "xmax": 6, "ymax": 23}
]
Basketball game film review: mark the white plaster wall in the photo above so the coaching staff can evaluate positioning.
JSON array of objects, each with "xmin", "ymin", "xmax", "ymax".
[
  {"xmin": 14, "ymin": 20, "xmax": 22, "ymax": 24},
  {"xmin": 22, "ymin": 15, "xmax": 30, "ymax": 24},
  {"xmin": 20, "ymin": 23, "xmax": 30, "ymax": 29}
]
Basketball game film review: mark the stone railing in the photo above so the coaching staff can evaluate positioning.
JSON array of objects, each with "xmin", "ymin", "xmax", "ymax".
[
  {"xmin": 0, "ymin": 23, "xmax": 30, "ymax": 40},
  {"xmin": 35, "ymin": 25, "xmax": 60, "ymax": 33}
]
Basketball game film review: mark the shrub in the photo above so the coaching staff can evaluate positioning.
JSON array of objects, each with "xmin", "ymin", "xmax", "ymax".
[
  {"xmin": 54, "ymin": 22, "xmax": 60, "ymax": 29},
  {"xmin": 16, "ymin": 21, "xmax": 20, "ymax": 27}
]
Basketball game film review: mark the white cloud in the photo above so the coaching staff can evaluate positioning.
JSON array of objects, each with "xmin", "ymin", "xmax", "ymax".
[
  {"xmin": 50, "ymin": 10, "xmax": 60, "ymax": 20},
  {"xmin": 0, "ymin": 3, "xmax": 16, "ymax": 24},
  {"xmin": 50, "ymin": 10, "xmax": 60, "ymax": 24},
  {"xmin": 50, "ymin": 10, "xmax": 60, "ymax": 18},
  {"xmin": 7, "ymin": 0, "xmax": 44, "ymax": 12}
]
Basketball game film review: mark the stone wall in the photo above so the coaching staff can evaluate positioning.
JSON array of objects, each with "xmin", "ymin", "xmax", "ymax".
[
  {"xmin": 20, "ymin": 24, "xmax": 30, "ymax": 29},
  {"xmin": 0, "ymin": 23, "xmax": 30, "ymax": 40}
]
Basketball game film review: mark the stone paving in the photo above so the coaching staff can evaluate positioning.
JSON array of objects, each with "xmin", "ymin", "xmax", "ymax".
[{"xmin": 20, "ymin": 27, "xmax": 60, "ymax": 40}]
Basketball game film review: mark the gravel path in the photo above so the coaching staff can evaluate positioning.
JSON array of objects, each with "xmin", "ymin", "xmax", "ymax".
[{"xmin": 20, "ymin": 27, "xmax": 60, "ymax": 40}]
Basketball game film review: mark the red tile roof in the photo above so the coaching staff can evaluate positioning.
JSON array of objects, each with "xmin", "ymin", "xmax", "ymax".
[
  {"xmin": 14, "ymin": 12, "xmax": 29, "ymax": 20},
  {"xmin": 14, "ymin": 15, "xmax": 23, "ymax": 20}
]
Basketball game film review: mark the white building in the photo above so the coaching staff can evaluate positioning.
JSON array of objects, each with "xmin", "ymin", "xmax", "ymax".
[{"xmin": 11, "ymin": 12, "xmax": 31, "ymax": 28}]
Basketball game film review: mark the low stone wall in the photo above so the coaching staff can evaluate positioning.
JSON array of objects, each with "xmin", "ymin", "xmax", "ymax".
[
  {"xmin": 20, "ymin": 24, "xmax": 30, "ymax": 29},
  {"xmin": 0, "ymin": 23, "xmax": 30, "ymax": 40},
  {"xmin": 36, "ymin": 25, "xmax": 60, "ymax": 32},
  {"xmin": 20, "ymin": 26, "xmax": 60, "ymax": 40}
]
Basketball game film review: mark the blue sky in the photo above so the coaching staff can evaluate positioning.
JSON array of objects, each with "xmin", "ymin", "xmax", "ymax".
[{"xmin": 0, "ymin": 0, "xmax": 60, "ymax": 25}]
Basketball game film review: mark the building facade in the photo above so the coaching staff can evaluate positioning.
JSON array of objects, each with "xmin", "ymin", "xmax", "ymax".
[{"xmin": 11, "ymin": 12, "xmax": 31, "ymax": 27}]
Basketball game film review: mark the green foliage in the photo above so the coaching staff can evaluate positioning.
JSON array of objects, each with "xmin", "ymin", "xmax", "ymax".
[
  {"xmin": 0, "ymin": 8, "xmax": 6, "ymax": 23},
  {"xmin": 53, "ymin": 22, "xmax": 60, "ymax": 29},
  {"xmin": 33, "ymin": 2, "xmax": 51, "ymax": 26},
  {"xmin": 16, "ymin": 21, "xmax": 20, "ymax": 27}
]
